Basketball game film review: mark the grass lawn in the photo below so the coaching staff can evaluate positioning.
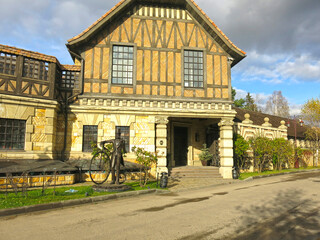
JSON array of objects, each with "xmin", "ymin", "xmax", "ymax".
[
  {"xmin": 239, "ymin": 166, "xmax": 320, "ymax": 180},
  {"xmin": 0, "ymin": 181, "xmax": 161, "ymax": 209}
]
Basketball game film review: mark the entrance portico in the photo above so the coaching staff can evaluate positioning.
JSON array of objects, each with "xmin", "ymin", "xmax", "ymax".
[{"xmin": 156, "ymin": 116, "xmax": 235, "ymax": 179}]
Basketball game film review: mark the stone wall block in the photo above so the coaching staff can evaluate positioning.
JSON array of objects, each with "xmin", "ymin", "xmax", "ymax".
[{"xmin": 26, "ymin": 124, "xmax": 34, "ymax": 133}]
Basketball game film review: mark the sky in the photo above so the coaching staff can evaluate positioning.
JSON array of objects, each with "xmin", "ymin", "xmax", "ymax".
[{"xmin": 0, "ymin": 0, "xmax": 319, "ymax": 115}]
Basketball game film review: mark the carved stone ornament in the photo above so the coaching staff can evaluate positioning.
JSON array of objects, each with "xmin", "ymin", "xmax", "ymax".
[
  {"xmin": 278, "ymin": 120, "xmax": 287, "ymax": 130},
  {"xmin": 242, "ymin": 113, "xmax": 253, "ymax": 124},
  {"xmin": 262, "ymin": 117, "xmax": 272, "ymax": 127},
  {"xmin": 155, "ymin": 116, "xmax": 169, "ymax": 125},
  {"xmin": 218, "ymin": 118, "xmax": 234, "ymax": 127}
]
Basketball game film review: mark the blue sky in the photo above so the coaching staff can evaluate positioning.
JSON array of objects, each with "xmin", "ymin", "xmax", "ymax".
[{"xmin": 1, "ymin": 0, "xmax": 319, "ymax": 115}]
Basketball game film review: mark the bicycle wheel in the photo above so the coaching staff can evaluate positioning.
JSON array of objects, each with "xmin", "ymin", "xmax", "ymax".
[{"xmin": 89, "ymin": 151, "xmax": 111, "ymax": 185}]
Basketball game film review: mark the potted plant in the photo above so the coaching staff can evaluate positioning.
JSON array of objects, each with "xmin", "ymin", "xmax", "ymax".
[{"xmin": 198, "ymin": 144, "xmax": 213, "ymax": 166}]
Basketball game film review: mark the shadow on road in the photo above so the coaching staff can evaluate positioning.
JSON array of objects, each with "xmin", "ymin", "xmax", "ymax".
[{"xmin": 228, "ymin": 189, "xmax": 320, "ymax": 240}]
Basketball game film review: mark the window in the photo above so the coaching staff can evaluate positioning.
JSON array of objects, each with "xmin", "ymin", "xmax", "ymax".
[
  {"xmin": 0, "ymin": 52, "xmax": 17, "ymax": 76},
  {"xmin": 116, "ymin": 126, "xmax": 130, "ymax": 152},
  {"xmin": 184, "ymin": 50, "xmax": 204, "ymax": 88},
  {"xmin": 0, "ymin": 118, "xmax": 25, "ymax": 150},
  {"xmin": 112, "ymin": 45, "xmax": 134, "ymax": 85},
  {"xmin": 83, "ymin": 125, "xmax": 98, "ymax": 152},
  {"xmin": 23, "ymin": 58, "xmax": 49, "ymax": 81}
]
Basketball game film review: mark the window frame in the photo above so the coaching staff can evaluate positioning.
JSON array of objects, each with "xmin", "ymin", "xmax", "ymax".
[
  {"xmin": 182, "ymin": 48, "xmax": 207, "ymax": 89},
  {"xmin": 110, "ymin": 43, "xmax": 137, "ymax": 86},
  {"xmin": 82, "ymin": 125, "xmax": 98, "ymax": 152},
  {"xmin": 0, "ymin": 118, "xmax": 26, "ymax": 151}
]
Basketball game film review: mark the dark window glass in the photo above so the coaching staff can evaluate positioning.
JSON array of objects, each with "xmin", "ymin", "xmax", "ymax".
[
  {"xmin": 116, "ymin": 126, "xmax": 130, "ymax": 152},
  {"xmin": 0, "ymin": 118, "xmax": 25, "ymax": 150},
  {"xmin": 83, "ymin": 125, "xmax": 98, "ymax": 152},
  {"xmin": 112, "ymin": 45, "xmax": 134, "ymax": 85},
  {"xmin": 0, "ymin": 52, "xmax": 17, "ymax": 76},
  {"xmin": 184, "ymin": 50, "xmax": 204, "ymax": 88},
  {"xmin": 23, "ymin": 58, "xmax": 49, "ymax": 81}
]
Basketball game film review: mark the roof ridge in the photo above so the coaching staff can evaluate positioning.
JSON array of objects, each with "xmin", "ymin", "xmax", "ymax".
[
  {"xmin": 67, "ymin": 0, "xmax": 246, "ymax": 55},
  {"xmin": 0, "ymin": 44, "xmax": 58, "ymax": 63}
]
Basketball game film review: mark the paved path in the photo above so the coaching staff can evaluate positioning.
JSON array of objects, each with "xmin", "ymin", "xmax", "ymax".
[{"xmin": 0, "ymin": 172, "xmax": 319, "ymax": 240}]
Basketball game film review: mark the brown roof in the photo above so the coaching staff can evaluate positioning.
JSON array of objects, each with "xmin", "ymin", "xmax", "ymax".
[
  {"xmin": 0, "ymin": 44, "xmax": 80, "ymax": 72},
  {"xmin": 234, "ymin": 107, "xmax": 307, "ymax": 139},
  {"xmin": 61, "ymin": 65, "xmax": 81, "ymax": 71},
  {"xmin": 0, "ymin": 44, "xmax": 58, "ymax": 63},
  {"xmin": 67, "ymin": 0, "xmax": 246, "ymax": 62}
]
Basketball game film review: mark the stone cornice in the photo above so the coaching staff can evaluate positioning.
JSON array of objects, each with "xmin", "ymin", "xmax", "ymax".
[
  {"xmin": 73, "ymin": 97, "xmax": 236, "ymax": 118},
  {"xmin": 0, "ymin": 94, "xmax": 58, "ymax": 109}
]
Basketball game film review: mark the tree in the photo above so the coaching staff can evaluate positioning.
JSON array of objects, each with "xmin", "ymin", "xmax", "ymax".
[
  {"xmin": 234, "ymin": 135, "xmax": 250, "ymax": 172},
  {"xmin": 272, "ymin": 138, "xmax": 294, "ymax": 170},
  {"xmin": 264, "ymin": 91, "xmax": 290, "ymax": 117},
  {"xmin": 249, "ymin": 136, "xmax": 273, "ymax": 173},
  {"xmin": 301, "ymin": 98, "xmax": 320, "ymax": 166},
  {"xmin": 234, "ymin": 98, "xmax": 246, "ymax": 108},
  {"xmin": 132, "ymin": 147, "xmax": 158, "ymax": 187},
  {"xmin": 244, "ymin": 93, "xmax": 258, "ymax": 112}
]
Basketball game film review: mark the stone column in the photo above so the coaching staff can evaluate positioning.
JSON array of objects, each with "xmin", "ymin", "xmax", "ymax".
[
  {"xmin": 155, "ymin": 116, "xmax": 169, "ymax": 174},
  {"xmin": 219, "ymin": 118, "xmax": 234, "ymax": 179}
]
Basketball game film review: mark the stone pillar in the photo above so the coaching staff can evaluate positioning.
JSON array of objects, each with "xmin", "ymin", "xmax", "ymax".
[
  {"xmin": 219, "ymin": 118, "xmax": 234, "ymax": 179},
  {"xmin": 155, "ymin": 116, "xmax": 169, "ymax": 174}
]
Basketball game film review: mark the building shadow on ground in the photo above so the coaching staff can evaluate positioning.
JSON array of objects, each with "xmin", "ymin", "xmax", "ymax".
[{"xmin": 228, "ymin": 189, "xmax": 320, "ymax": 240}]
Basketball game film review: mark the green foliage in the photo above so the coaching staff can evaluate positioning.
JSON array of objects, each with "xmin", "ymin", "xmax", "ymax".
[
  {"xmin": 272, "ymin": 138, "xmax": 294, "ymax": 170},
  {"xmin": 244, "ymin": 93, "xmax": 259, "ymax": 112},
  {"xmin": 198, "ymin": 144, "xmax": 213, "ymax": 162},
  {"xmin": 250, "ymin": 136, "xmax": 273, "ymax": 173},
  {"xmin": 131, "ymin": 146, "xmax": 158, "ymax": 187},
  {"xmin": 234, "ymin": 98, "xmax": 246, "ymax": 108},
  {"xmin": 231, "ymin": 87, "xmax": 236, "ymax": 101},
  {"xmin": 0, "ymin": 182, "xmax": 162, "ymax": 209},
  {"xmin": 234, "ymin": 135, "xmax": 250, "ymax": 171},
  {"xmin": 238, "ymin": 166, "xmax": 320, "ymax": 180}
]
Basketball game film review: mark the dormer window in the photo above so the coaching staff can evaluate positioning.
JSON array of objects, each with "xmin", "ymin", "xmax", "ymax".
[
  {"xmin": 184, "ymin": 50, "xmax": 204, "ymax": 88},
  {"xmin": 112, "ymin": 45, "xmax": 134, "ymax": 85}
]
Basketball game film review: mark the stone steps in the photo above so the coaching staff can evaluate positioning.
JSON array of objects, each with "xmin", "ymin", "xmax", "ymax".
[{"xmin": 169, "ymin": 167, "xmax": 223, "ymax": 179}]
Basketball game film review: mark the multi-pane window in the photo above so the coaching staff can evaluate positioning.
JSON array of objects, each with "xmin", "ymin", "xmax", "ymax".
[
  {"xmin": 0, "ymin": 52, "xmax": 17, "ymax": 76},
  {"xmin": 61, "ymin": 70, "xmax": 80, "ymax": 89},
  {"xmin": 0, "ymin": 118, "xmax": 26, "ymax": 150},
  {"xmin": 112, "ymin": 45, "xmax": 134, "ymax": 85},
  {"xmin": 116, "ymin": 126, "xmax": 130, "ymax": 153},
  {"xmin": 23, "ymin": 58, "xmax": 49, "ymax": 81},
  {"xmin": 184, "ymin": 50, "xmax": 204, "ymax": 88},
  {"xmin": 83, "ymin": 125, "xmax": 98, "ymax": 152}
]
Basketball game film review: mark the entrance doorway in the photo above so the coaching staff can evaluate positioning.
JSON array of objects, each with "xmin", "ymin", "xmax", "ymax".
[{"xmin": 174, "ymin": 126, "xmax": 188, "ymax": 166}]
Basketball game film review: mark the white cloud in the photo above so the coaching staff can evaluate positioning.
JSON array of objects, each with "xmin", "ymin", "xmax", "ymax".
[
  {"xmin": 235, "ymin": 51, "xmax": 320, "ymax": 84},
  {"xmin": 277, "ymin": 55, "xmax": 320, "ymax": 81}
]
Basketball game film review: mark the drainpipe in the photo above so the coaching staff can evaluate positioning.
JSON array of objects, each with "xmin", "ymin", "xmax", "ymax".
[{"xmin": 60, "ymin": 49, "xmax": 85, "ymax": 161}]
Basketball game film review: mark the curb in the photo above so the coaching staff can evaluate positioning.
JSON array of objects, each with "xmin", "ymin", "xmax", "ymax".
[
  {"xmin": 0, "ymin": 189, "xmax": 168, "ymax": 217},
  {"xmin": 243, "ymin": 168, "xmax": 320, "ymax": 181}
]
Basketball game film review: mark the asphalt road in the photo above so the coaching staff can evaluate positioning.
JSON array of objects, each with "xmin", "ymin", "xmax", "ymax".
[{"xmin": 0, "ymin": 171, "xmax": 320, "ymax": 240}]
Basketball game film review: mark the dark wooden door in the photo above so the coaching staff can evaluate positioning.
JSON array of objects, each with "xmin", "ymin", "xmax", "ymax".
[{"xmin": 174, "ymin": 127, "xmax": 188, "ymax": 166}]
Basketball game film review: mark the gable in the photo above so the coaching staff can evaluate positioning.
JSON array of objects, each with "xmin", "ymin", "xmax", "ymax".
[{"xmin": 67, "ymin": 0, "xmax": 245, "ymax": 66}]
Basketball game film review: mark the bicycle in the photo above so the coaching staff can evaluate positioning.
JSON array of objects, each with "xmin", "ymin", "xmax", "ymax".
[{"xmin": 89, "ymin": 141, "xmax": 127, "ymax": 185}]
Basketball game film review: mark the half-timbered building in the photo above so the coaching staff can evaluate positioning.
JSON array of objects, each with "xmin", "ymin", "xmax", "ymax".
[{"xmin": 0, "ymin": 0, "xmax": 247, "ymax": 179}]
